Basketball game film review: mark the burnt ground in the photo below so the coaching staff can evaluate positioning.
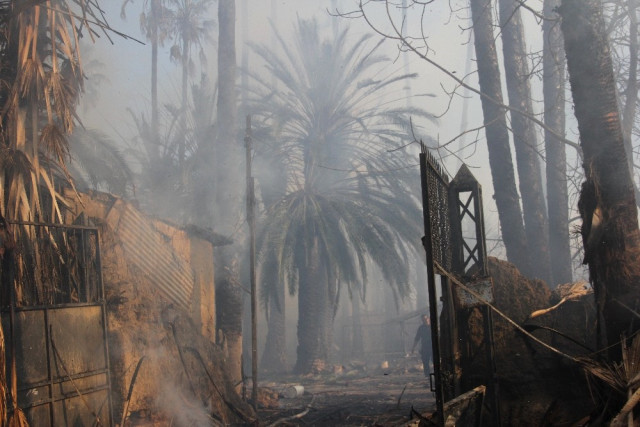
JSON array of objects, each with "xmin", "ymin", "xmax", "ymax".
[{"xmin": 256, "ymin": 369, "xmax": 436, "ymax": 426}]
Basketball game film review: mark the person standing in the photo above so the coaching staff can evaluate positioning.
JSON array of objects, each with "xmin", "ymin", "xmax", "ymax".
[{"xmin": 411, "ymin": 314, "xmax": 432, "ymax": 377}]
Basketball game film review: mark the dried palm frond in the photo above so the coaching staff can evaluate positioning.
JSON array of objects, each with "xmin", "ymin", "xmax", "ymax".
[
  {"xmin": 7, "ymin": 408, "xmax": 28, "ymax": 427},
  {"xmin": 17, "ymin": 58, "xmax": 43, "ymax": 99},
  {"xmin": 528, "ymin": 281, "xmax": 592, "ymax": 319},
  {"xmin": 578, "ymin": 356, "xmax": 627, "ymax": 394},
  {"xmin": 622, "ymin": 334, "xmax": 640, "ymax": 389},
  {"xmin": 39, "ymin": 123, "xmax": 69, "ymax": 163},
  {"xmin": 611, "ymin": 387, "xmax": 640, "ymax": 426},
  {"xmin": 0, "ymin": 148, "xmax": 33, "ymax": 179},
  {"xmin": 577, "ymin": 334, "xmax": 640, "ymax": 402},
  {"xmin": 604, "ymin": 334, "xmax": 640, "ymax": 426},
  {"xmin": 45, "ymin": 70, "xmax": 76, "ymax": 134}
]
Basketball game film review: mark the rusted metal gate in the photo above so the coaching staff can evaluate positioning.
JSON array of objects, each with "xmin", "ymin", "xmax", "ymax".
[
  {"xmin": 2, "ymin": 222, "xmax": 113, "ymax": 426},
  {"xmin": 419, "ymin": 149, "xmax": 500, "ymax": 426}
]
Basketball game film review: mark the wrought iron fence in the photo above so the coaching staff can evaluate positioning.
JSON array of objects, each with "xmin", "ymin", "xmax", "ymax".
[{"xmin": 422, "ymin": 151, "xmax": 453, "ymax": 272}]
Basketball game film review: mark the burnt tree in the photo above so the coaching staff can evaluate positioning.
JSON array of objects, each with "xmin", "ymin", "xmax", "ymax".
[
  {"xmin": 469, "ymin": 0, "xmax": 530, "ymax": 276},
  {"xmin": 499, "ymin": 0, "xmax": 552, "ymax": 285},
  {"xmin": 543, "ymin": 0, "xmax": 573, "ymax": 286},
  {"xmin": 560, "ymin": 0, "xmax": 640, "ymax": 356},
  {"xmin": 215, "ymin": 0, "xmax": 243, "ymax": 390}
]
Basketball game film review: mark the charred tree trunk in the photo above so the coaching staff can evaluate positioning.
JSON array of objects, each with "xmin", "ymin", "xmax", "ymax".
[
  {"xmin": 151, "ymin": 0, "xmax": 159, "ymax": 139},
  {"xmin": 543, "ymin": 0, "xmax": 573, "ymax": 286},
  {"xmin": 620, "ymin": 0, "xmax": 640, "ymax": 209},
  {"xmin": 215, "ymin": 0, "xmax": 240, "ymax": 229},
  {"xmin": 260, "ymin": 252, "xmax": 287, "ymax": 373},
  {"xmin": 470, "ymin": 0, "xmax": 530, "ymax": 275},
  {"xmin": 622, "ymin": 0, "xmax": 638, "ymax": 176},
  {"xmin": 294, "ymin": 237, "xmax": 332, "ymax": 374},
  {"xmin": 215, "ymin": 0, "xmax": 243, "ymax": 389},
  {"xmin": 500, "ymin": 0, "xmax": 552, "ymax": 285},
  {"xmin": 351, "ymin": 289, "xmax": 364, "ymax": 357},
  {"xmin": 179, "ymin": 24, "xmax": 189, "ymax": 176},
  {"xmin": 560, "ymin": 0, "xmax": 640, "ymax": 356},
  {"xmin": 215, "ymin": 249, "xmax": 243, "ymax": 389}
]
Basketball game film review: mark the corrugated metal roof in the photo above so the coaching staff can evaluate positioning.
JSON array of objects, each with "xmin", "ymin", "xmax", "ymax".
[{"xmin": 113, "ymin": 202, "xmax": 194, "ymax": 309}]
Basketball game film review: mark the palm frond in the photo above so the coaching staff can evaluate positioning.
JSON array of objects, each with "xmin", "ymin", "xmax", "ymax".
[{"xmin": 251, "ymin": 16, "xmax": 434, "ymax": 312}]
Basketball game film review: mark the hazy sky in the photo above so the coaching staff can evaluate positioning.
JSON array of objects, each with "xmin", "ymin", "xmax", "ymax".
[
  {"xmin": 80, "ymin": 1, "xmax": 470, "ymax": 140},
  {"xmin": 78, "ymin": 0, "xmax": 580, "ymax": 265}
]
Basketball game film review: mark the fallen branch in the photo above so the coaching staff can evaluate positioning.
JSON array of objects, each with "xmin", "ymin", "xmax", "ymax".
[
  {"xmin": 267, "ymin": 395, "xmax": 316, "ymax": 427},
  {"xmin": 610, "ymin": 387, "xmax": 640, "ymax": 427},
  {"xmin": 182, "ymin": 347, "xmax": 256, "ymax": 424},
  {"xmin": 397, "ymin": 384, "xmax": 408, "ymax": 409},
  {"xmin": 528, "ymin": 281, "xmax": 591, "ymax": 319},
  {"xmin": 528, "ymin": 297, "xmax": 570, "ymax": 319},
  {"xmin": 121, "ymin": 356, "xmax": 146, "ymax": 426},
  {"xmin": 410, "ymin": 405, "xmax": 438, "ymax": 426}
]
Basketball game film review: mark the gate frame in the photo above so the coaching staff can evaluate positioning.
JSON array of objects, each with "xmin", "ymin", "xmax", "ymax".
[
  {"xmin": 419, "ymin": 150, "xmax": 501, "ymax": 426},
  {"xmin": 2, "ymin": 221, "xmax": 113, "ymax": 426}
]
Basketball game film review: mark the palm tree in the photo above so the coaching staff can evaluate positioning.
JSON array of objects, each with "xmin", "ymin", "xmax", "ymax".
[
  {"xmin": 126, "ymin": 74, "xmax": 216, "ymax": 225},
  {"xmin": 542, "ymin": 0, "xmax": 572, "ymax": 285},
  {"xmin": 499, "ymin": 0, "xmax": 552, "ymax": 285},
  {"xmin": 250, "ymin": 18, "xmax": 434, "ymax": 374},
  {"xmin": 468, "ymin": 0, "xmax": 530, "ymax": 276},
  {"xmin": 213, "ymin": 0, "xmax": 243, "ymax": 392},
  {"xmin": 166, "ymin": 0, "xmax": 215, "ymax": 172},
  {"xmin": 0, "ymin": 1, "xmax": 106, "ymax": 222},
  {"xmin": 68, "ymin": 128, "xmax": 134, "ymax": 197},
  {"xmin": 0, "ymin": 2, "xmax": 114, "ymax": 423},
  {"xmin": 561, "ymin": 0, "xmax": 640, "ymax": 360},
  {"xmin": 121, "ymin": 0, "xmax": 172, "ymax": 140}
]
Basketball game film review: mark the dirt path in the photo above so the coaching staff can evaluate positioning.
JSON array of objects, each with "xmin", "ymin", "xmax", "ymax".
[{"xmin": 257, "ymin": 371, "xmax": 436, "ymax": 426}]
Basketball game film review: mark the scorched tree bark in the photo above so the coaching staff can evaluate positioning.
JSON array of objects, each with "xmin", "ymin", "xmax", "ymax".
[
  {"xmin": 470, "ymin": 0, "xmax": 530, "ymax": 276},
  {"xmin": 560, "ymin": 0, "xmax": 640, "ymax": 356}
]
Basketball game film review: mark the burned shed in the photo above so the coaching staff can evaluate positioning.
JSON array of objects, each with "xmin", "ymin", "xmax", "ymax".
[{"xmin": 3, "ymin": 189, "xmax": 253, "ymax": 426}]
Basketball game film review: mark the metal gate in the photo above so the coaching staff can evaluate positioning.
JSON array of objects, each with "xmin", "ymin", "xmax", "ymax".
[
  {"xmin": 2, "ymin": 222, "xmax": 112, "ymax": 426},
  {"xmin": 419, "ymin": 149, "xmax": 500, "ymax": 426}
]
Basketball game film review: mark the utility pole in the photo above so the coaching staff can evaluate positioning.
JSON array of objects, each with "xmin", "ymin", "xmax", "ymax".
[{"xmin": 245, "ymin": 115, "xmax": 258, "ymax": 409}]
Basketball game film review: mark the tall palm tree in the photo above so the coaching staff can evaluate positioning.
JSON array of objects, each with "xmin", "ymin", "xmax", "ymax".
[
  {"xmin": 166, "ymin": 0, "xmax": 215, "ymax": 172},
  {"xmin": 251, "ymin": 18, "xmax": 434, "ymax": 374},
  {"xmin": 121, "ymin": 0, "xmax": 172, "ymax": 153},
  {"xmin": 561, "ymin": 0, "xmax": 640, "ymax": 360},
  {"xmin": 213, "ymin": 0, "xmax": 244, "ymax": 392},
  {"xmin": 499, "ymin": 0, "xmax": 552, "ymax": 285},
  {"xmin": 543, "ymin": 0, "xmax": 572, "ymax": 285},
  {"xmin": 0, "ymin": 1, "xmax": 107, "ymax": 222},
  {"xmin": 0, "ymin": 2, "xmax": 113, "ymax": 423},
  {"xmin": 126, "ymin": 74, "xmax": 216, "ymax": 225},
  {"xmin": 468, "ymin": 0, "xmax": 530, "ymax": 276}
]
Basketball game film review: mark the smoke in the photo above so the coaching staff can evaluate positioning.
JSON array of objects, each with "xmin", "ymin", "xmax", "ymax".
[{"xmin": 155, "ymin": 381, "xmax": 216, "ymax": 426}]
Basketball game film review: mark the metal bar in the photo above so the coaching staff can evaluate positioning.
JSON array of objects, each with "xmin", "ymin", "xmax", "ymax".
[
  {"xmin": 18, "ymin": 369, "xmax": 110, "ymax": 390},
  {"xmin": 20, "ymin": 385, "xmax": 111, "ymax": 410},
  {"xmin": 472, "ymin": 182, "xmax": 500, "ymax": 426},
  {"xmin": 6, "ymin": 221, "xmax": 101, "ymax": 231},
  {"xmin": 82, "ymin": 229, "xmax": 89, "ymax": 302},
  {"xmin": 96, "ymin": 231, "xmax": 114, "ymax": 426},
  {"xmin": 420, "ymin": 152, "xmax": 445, "ymax": 426},
  {"xmin": 44, "ymin": 307, "xmax": 55, "ymax": 425},
  {"xmin": 3, "ymin": 301, "xmax": 105, "ymax": 313},
  {"xmin": 245, "ymin": 115, "xmax": 258, "ymax": 410}
]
